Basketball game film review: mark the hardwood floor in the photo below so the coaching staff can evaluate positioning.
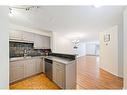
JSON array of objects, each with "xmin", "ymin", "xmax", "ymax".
[
  {"xmin": 10, "ymin": 74, "xmax": 60, "ymax": 89},
  {"xmin": 10, "ymin": 55, "xmax": 123, "ymax": 89},
  {"xmin": 77, "ymin": 56, "xmax": 123, "ymax": 89}
]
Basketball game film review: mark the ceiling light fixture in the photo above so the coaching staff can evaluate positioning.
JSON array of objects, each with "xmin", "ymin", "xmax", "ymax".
[
  {"xmin": 72, "ymin": 39, "xmax": 80, "ymax": 50},
  {"xmin": 9, "ymin": 6, "xmax": 39, "ymax": 11},
  {"xmin": 8, "ymin": 6, "xmax": 39, "ymax": 16},
  {"xmin": 9, "ymin": 8, "xmax": 13, "ymax": 17}
]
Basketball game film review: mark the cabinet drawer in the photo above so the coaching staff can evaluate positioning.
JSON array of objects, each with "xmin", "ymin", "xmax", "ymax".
[{"xmin": 53, "ymin": 61, "xmax": 65, "ymax": 70}]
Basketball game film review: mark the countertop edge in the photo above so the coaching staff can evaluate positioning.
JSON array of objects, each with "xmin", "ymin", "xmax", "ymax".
[{"xmin": 10, "ymin": 56, "xmax": 76, "ymax": 65}]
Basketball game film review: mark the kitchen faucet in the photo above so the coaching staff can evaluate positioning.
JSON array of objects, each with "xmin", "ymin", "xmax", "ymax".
[{"xmin": 24, "ymin": 49, "xmax": 27, "ymax": 57}]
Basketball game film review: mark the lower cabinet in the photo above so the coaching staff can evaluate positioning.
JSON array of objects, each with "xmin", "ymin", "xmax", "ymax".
[
  {"xmin": 35, "ymin": 58, "xmax": 43, "ymax": 74},
  {"xmin": 53, "ymin": 61, "xmax": 65, "ymax": 88},
  {"xmin": 10, "ymin": 61, "xmax": 25, "ymax": 83},
  {"xmin": 24, "ymin": 59, "xmax": 36, "ymax": 78},
  {"xmin": 53, "ymin": 67, "xmax": 65, "ymax": 88},
  {"xmin": 53, "ymin": 61, "xmax": 76, "ymax": 89},
  {"xmin": 10, "ymin": 58, "xmax": 43, "ymax": 83}
]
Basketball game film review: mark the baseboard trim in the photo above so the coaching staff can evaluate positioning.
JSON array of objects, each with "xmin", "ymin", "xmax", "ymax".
[{"xmin": 100, "ymin": 68, "xmax": 123, "ymax": 79}]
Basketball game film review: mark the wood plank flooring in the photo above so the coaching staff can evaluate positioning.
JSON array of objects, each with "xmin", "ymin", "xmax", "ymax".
[
  {"xmin": 10, "ymin": 55, "xmax": 123, "ymax": 89},
  {"xmin": 76, "ymin": 56, "xmax": 123, "ymax": 89},
  {"xmin": 10, "ymin": 74, "xmax": 60, "ymax": 89}
]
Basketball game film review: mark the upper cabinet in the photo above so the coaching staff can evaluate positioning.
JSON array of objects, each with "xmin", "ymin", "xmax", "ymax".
[
  {"xmin": 9, "ymin": 30, "xmax": 51, "ymax": 49},
  {"xmin": 42, "ymin": 36, "xmax": 50, "ymax": 49},
  {"xmin": 9, "ymin": 30, "xmax": 22, "ymax": 40},
  {"xmin": 34, "ymin": 34, "xmax": 50, "ymax": 49},
  {"xmin": 10, "ymin": 30, "xmax": 34, "ymax": 42},
  {"xmin": 22, "ymin": 31, "xmax": 34, "ymax": 42},
  {"xmin": 34, "ymin": 34, "xmax": 43, "ymax": 49}
]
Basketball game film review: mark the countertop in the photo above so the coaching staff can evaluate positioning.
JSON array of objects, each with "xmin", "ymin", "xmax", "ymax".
[
  {"xmin": 10, "ymin": 56, "xmax": 43, "ymax": 62},
  {"xmin": 10, "ymin": 56, "xmax": 75, "ymax": 64},
  {"xmin": 43, "ymin": 56, "xmax": 74, "ymax": 64}
]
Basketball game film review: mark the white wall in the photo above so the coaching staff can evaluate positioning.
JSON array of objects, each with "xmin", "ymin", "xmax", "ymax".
[
  {"xmin": 100, "ymin": 11, "xmax": 124, "ymax": 78},
  {"xmin": 118, "ymin": 12, "xmax": 124, "ymax": 78},
  {"xmin": 0, "ymin": 7, "xmax": 9, "ymax": 89},
  {"xmin": 99, "ymin": 25, "xmax": 119, "ymax": 76},
  {"xmin": 52, "ymin": 32, "xmax": 86, "ymax": 56},
  {"xmin": 124, "ymin": 7, "xmax": 127, "ymax": 89},
  {"xmin": 52, "ymin": 32, "xmax": 74, "ymax": 54}
]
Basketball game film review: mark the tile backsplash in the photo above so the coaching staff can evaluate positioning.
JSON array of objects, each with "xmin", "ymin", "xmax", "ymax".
[{"xmin": 9, "ymin": 41, "xmax": 51, "ymax": 58}]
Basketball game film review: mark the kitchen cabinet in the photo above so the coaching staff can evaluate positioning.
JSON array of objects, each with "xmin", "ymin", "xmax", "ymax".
[
  {"xmin": 9, "ymin": 30, "xmax": 34, "ymax": 42},
  {"xmin": 22, "ymin": 31, "xmax": 34, "ymax": 42},
  {"xmin": 53, "ymin": 66, "xmax": 65, "ymax": 88},
  {"xmin": 53, "ymin": 61, "xmax": 65, "ymax": 88},
  {"xmin": 9, "ymin": 30, "xmax": 22, "ymax": 40},
  {"xmin": 34, "ymin": 34, "xmax": 50, "ymax": 49},
  {"xmin": 24, "ymin": 58, "xmax": 43, "ymax": 77},
  {"xmin": 10, "ymin": 61, "xmax": 25, "ymax": 83},
  {"xmin": 35, "ymin": 58, "xmax": 43, "ymax": 73},
  {"xmin": 43, "ymin": 36, "xmax": 50, "ymax": 49},
  {"xmin": 24, "ymin": 59, "xmax": 36, "ymax": 77},
  {"xmin": 34, "ymin": 34, "xmax": 43, "ymax": 49},
  {"xmin": 10, "ymin": 57, "xmax": 43, "ymax": 83},
  {"xmin": 10, "ymin": 30, "xmax": 50, "ymax": 49},
  {"xmin": 53, "ymin": 61, "xmax": 76, "ymax": 89}
]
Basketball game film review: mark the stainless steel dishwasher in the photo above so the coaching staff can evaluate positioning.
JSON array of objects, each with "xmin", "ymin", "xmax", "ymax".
[{"xmin": 44, "ymin": 58, "xmax": 53, "ymax": 80}]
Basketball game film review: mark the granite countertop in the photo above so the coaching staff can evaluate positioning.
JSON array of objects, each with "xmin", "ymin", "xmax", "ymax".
[
  {"xmin": 43, "ymin": 56, "xmax": 74, "ymax": 64},
  {"xmin": 10, "ymin": 55, "xmax": 75, "ymax": 64},
  {"xmin": 10, "ymin": 56, "xmax": 44, "ymax": 62}
]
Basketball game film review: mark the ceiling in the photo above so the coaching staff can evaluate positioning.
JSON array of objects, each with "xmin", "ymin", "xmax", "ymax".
[{"xmin": 9, "ymin": 6, "xmax": 125, "ymax": 41}]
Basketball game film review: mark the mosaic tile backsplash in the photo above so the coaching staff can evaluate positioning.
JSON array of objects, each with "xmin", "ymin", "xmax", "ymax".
[{"xmin": 10, "ymin": 41, "xmax": 51, "ymax": 58}]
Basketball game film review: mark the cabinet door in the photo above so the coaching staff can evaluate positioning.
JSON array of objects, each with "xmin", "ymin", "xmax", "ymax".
[
  {"xmin": 55, "ymin": 68, "xmax": 65, "ymax": 88},
  {"xmin": 34, "ymin": 35, "xmax": 43, "ymax": 49},
  {"xmin": 53, "ymin": 61, "xmax": 65, "ymax": 88},
  {"xmin": 39, "ymin": 59, "xmax": 43, "ymax": 73},
  {"xmin": 43, "ymin": 36, "xmax": 50, "ymax": 49},
  {"xmin": 34, "ymin": 35, "xmax": 50, "ymax": 49},
  {"xmin": 24, "ymin": 59, "xmax": 36, "ymax": 77},
  {"xmin": 22, "ymin": 31, "xmax": 34, "ymax": 41},
  {"xmin": 36, "ymin": 59, "xmax": 43, "ymax": 74},
  {"xmin": 10, "ymin": 61, "xmax": 24, "ymax": 83},
  {"xmin": 9, "ymin": 30, "xmax": 22, "ymax": 40}
]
